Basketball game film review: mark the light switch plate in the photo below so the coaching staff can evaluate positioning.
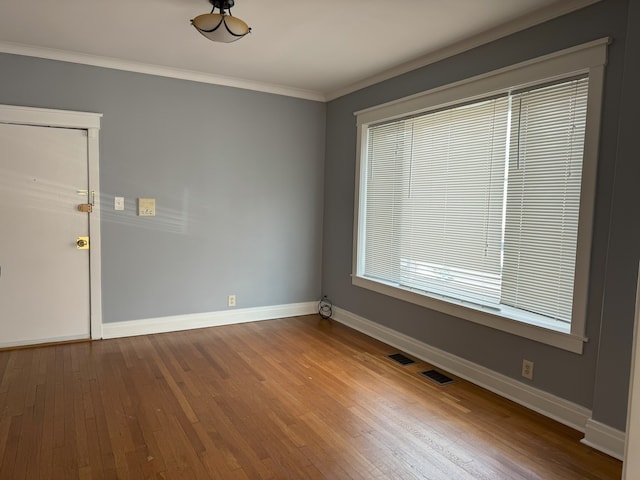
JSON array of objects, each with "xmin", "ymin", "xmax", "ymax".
[
  {"xmin": 114, "ymin": 196, "xmax": 125, "ymax": 211},
  {"xmin": 138, "ymin": 198, "xmax": 156, "ymax": 216}
]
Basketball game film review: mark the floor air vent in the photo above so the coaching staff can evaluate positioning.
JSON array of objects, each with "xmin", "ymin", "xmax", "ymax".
[
  {"xmin": 420, "ymin": 369, "xmax": 455, "ymax": 385},
  {"xmin": 385, "ymin": 353, "xmax": 416, "ymax": 366}
]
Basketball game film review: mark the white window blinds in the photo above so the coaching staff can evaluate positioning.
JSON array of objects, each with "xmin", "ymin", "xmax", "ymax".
[
  {"xmin": 501, "ymin": 78, "xmax": 588, "ymax": 322},
  {"xmin": 360, "ymin": 76, "xmax": 589, "ymax": 323}
]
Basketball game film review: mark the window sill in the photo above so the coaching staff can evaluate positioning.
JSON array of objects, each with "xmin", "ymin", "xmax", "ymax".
[{"xmin": 352, "ymin": 275, "xmax": 586, "ymax": 354}]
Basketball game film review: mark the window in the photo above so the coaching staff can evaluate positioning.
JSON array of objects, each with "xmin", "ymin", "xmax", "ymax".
[{"xmin": 353, "ymin": 40, "xmax": 608, "ymax": 353}]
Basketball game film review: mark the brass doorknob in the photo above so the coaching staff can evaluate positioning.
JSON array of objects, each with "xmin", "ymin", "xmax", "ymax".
[{"xmin": 76, "ymin": 236, "xmax": 89, "ymax": 250}]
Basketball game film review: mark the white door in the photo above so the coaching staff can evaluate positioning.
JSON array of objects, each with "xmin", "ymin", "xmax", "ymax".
[{"xmin": 0, "ymin": 122, "xmax": 91, "ymax": 347}]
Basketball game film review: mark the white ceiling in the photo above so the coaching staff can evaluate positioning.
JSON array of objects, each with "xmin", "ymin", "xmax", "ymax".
[{"xmin": 0, "ymin": 0, "xmax": 597, "ymax": 101}]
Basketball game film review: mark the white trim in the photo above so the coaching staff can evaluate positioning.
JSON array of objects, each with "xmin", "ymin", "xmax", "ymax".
[
  {"xmin": 327, "ymin": 0, "xmax": 603, "ymax": 101},
  {"xmin": 623, "ymin": 263, "xmax": 640, "ymax": 477},
  {"xmin": 332, "ymin": 307, "xmax": 592, "ymax": 432},
  {"xmin": 0, "ymin": 103, "xmax": 101, "ymax": 129},
  {"xmin": 0, "ymin": 42, "xmax": 325, "ymax": 102},
  {"xmin": 87, "ymin": 127, "xmax": 103, "ymax": 340},
  {"xmin": 582, "ymin": 418, "xmax": 625, "ymax": 460},
  {"xmin": 101, "ymin": 302, "xmax": 317, "ymax": 339},
  {"xmin": 0, "ymin": 104, "xmax": 103, "ymax": 342}
]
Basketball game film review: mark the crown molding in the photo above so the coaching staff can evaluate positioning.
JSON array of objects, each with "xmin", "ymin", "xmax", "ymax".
[
  {"xmin": 0, "ymin": 41, "xmax": 326, "ymax": 102},
  {"xmin": 0, "ymin": 0, "xmax": 601, "ymax": 104},
  {"xmin": 325, "ymin": 0, "xmax": 603, "ymax": 101}
]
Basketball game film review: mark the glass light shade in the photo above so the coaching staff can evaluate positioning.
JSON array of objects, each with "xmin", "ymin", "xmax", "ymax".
[{"xmin": 191, "ymin": 13, "xmax": 250, "ymax": 43}]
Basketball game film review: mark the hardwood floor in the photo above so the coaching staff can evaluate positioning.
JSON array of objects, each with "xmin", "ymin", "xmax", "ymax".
[{"xmin": 0, "ymin": 315, "xmax": 622, "ymax": 479}]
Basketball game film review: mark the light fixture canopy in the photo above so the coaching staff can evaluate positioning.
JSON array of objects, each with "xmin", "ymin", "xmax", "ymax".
[{"xmin": 191, "ymin": 0, "xmax": 251, "ymax": 43}]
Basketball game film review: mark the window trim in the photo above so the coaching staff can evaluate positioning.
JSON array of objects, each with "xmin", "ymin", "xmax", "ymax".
[{"xmin": 352, "ymin": 38, "xmax": 609, "ymax": 354}]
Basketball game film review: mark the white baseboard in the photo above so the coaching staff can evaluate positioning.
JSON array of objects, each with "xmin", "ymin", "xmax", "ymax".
[
  {"xmin": 101, "ymin": 302, "xmax": 317, "ymax": 339},
  {"xmin": 332, "ymin": 307, "xmax": 624, "ymax": 459},
  {"xmin": 582, "ymin": 418, "xmax": 625, "ymax": 460}
]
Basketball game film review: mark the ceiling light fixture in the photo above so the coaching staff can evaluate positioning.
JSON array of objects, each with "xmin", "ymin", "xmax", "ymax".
[{"xmin": 191, "ymin": 0, "xmax": 251, "ymax": 43}]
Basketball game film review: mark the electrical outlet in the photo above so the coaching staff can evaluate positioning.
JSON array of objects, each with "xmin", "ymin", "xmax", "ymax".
[
  {"xmin": 522, "ymin": 359, "xmax": 534, "ymax": 380},
  {"xmin": 228, "ymin": 295, "xmax": 236, "ymax": 307}
]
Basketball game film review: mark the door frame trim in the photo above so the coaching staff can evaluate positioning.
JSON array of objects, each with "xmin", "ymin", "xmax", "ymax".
[{"xmin": 0, "ymin": 104, "xmax": 103, "ymax": 339}]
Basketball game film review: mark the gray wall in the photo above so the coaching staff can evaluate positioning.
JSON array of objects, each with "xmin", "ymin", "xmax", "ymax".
[
  {"xmin": 592, "ymin": 0, "xmax": 640, "ymax": 429},
  {"xmin": 0, "ymin": 54, "xmax": 326, "ymax": 323},
  {"xmin": 321, "ymin": 0, "xmax": 637, "ymax": 430}
]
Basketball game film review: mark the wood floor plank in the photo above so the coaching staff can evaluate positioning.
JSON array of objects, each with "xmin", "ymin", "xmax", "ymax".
[
  {"xmin": 0, "ymin": 314, "xmax": 624, "ymax": 479},
  {"xmin": 0, "ymin": 414, "xmax": 21, "ymax": 480}
]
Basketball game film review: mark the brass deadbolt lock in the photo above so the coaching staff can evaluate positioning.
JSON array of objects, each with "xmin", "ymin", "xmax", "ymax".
[
  {"xmin": 78, "ymin": 203, "xmax": 93, "ymax": 213},
  {"xmin": 76, "ymin": 237, "xmax": 89, "ymax": 250}
]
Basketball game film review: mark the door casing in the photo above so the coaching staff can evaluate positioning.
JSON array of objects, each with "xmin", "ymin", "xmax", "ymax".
[{"xmin": 0, "ymin": 104, "xmax": 103, "ymax": 340}]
